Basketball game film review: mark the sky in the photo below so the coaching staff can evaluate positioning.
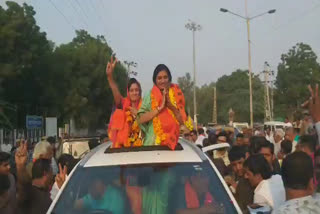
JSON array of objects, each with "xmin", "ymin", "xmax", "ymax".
[{"xmin": 2, "ymin": 0, "xmax": 320, "ymax": 92}]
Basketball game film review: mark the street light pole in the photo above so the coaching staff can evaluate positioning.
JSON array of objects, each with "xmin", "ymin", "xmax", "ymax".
[
  {"xmin": 245, "ymin": 0, "xmax": 254, "ymax": 128},
  {"xmin": 220, "ymin": 4, "xmax": 276, "ymax": 128},
  {"xmin": 192, "ymin": 29, "xmax": 197, "ymax": 129},
  {"xmin": 185, "ymin": 20, "xmax": 202, "ymax": 130}
]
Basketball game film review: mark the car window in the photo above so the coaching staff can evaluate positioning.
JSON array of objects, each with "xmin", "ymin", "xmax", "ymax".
[{"xmin": 52, "ymin": 161, "xmax": 237, "ymax": 214}]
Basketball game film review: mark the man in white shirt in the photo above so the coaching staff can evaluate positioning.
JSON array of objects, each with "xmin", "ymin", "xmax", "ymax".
[
  {"xmin": 195, "ymin": 128, "xmax": 206, "ymax": 147},
  {"xmin": 273, "ymin": 129, "xmax": 285, "ymax": 157},
  {"xmin": 265, "ymin": 126, "xmax": 275, "ymax": 144},
  {"xmin": 243, "ymin": 154, "xmax": 285, "ymax": 210},
  {"xmin": 273, "ymin": 152, "xmax": 320, "ymax": 214},
  {"xmin": 285, "ymin": 127, "xmax": 299, "ymax": 152}
]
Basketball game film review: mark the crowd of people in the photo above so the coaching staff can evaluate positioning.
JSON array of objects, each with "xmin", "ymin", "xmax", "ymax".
[
  {"xmin": 0, "ymin": 53, "xmax": 319, "ymax": 214},
  {"xmin": 186, "ymin": 85, "xmax": 320, "ymax": 213},
  {"xmin": 0, "ymin": 136, "xmax": 78, "ymax": 214}
]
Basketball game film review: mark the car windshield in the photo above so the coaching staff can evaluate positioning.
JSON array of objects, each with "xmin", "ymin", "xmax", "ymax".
[{"xmin": 52, "ymin": 160, "xmax": 237, "ymax": 214}]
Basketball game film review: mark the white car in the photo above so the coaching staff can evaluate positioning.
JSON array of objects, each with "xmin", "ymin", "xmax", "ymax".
[
  {"xmin": 264, "ymin": 121, "xmax": 292, "ymax": 132},
  {"xmin": 47, "ymin": 139, "xmax": 242, "ymax": 214}
]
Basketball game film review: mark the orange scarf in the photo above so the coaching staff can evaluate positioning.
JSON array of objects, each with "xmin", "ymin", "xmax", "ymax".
[
  {"xmin": 185, "ymin": 181, "xmax": 214, "ymax": 208},
  {"xmin": 108, "ymin": 97, "xmax": 142, "ymax": 148},
  {"xmin": 151, "ymin": 84, "xmax": 186, "ymax": 150}
]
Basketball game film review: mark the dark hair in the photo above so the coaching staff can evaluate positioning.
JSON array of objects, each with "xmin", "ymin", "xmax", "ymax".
[
  {"xmin": 249, "ymin": 136, "xmax": 268, "ymax": 155},
  {"xmin": 198, "ymin": 128, "xmax": 204, "ymax": 135},
  {"xmin": 202, "ymin": 138, "xmax": 209, "ymax": 147},
  {"xmin": 0, "ymin": 152, "xmax": 10, "ymax": 164},
  {"xmin": 57, "ymin": 154, "xmax": 77, "ymax": 174},
  {"xmin": 228, "ymin": 146, "xmax": 246, "ymax": 162},
  {"xmin": 88, "ymin": 139, "xmax": 99, "ymax": 150},
  {"xmin": 208, "ymin": 132, "xmax": 217, "ymax": 145},
  {"xmin": 127, "ymin": 78, "xmax": 142, "ymax": 96},
  {"xmin": 299, "ymin": 135, "xmax": 316, "ymax": 152},
  {"xmin": 258, "ymin": 140, "xmax": 274, "ymax": 154},
  {"xmin": 243, "ymin": 154, "xmax": 272, "ymax": 179},
  {"xmin": 152, "ymin": 64, "xmax": 172, "ymax": 84},
  {"xmin": 191, "ymin": 130, "xmax": 197, "ymax": 136},
  {"xmin": 236, "ymin": 133, "xmax": 244, "ymax": 138},
  {"xmin": 32, "ymin": 159, "xmax": 52, "ymax": 180},
  {"xmin": 281, "ymin": 140, "xmax": 292, "ymax": 155},
  {"xmin": 0, "ymin": 174, "xmax": 10, "ymax": 195},
  {"xmin": 281, "ymin": 151, "xmax": 313, "ymax": 190},
  {"xmin": 47, "ymin": 136, "xmax": 56, "ymax": 145}
]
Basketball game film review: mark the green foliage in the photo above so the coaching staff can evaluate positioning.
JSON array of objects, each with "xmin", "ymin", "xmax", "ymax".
[
  {"xmin": 0, "ymin": 2, "xmax": 128, "ymax": 131},
  {"xmin": 275, "ymin": 43, "xmax": 320, "ymax": 117},
  {"xmin": 216, "ymin": 70, "xmax": 264, "ymax": 124},
  {"xmin": 178, "ymin": 70, "xmax": 264, "ymax": 125},
  {"xmin": 177, "ymin": 72, "xmax": 193, "ymax": 114}
]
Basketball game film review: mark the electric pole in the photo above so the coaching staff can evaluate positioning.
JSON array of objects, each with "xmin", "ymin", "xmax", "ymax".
[{"xmin": 212, "ymin": 87, "xmax": 217, "ymax": 124}]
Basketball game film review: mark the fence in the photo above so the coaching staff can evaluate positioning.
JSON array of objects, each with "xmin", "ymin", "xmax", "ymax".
[{"xmin": 0, "ymin": 128, "xmax": 45, "ymax": 150}]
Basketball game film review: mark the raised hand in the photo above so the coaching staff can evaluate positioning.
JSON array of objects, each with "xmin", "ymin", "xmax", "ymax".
[
  {"xmin": 308, "ymin": 84, "xmax": 320, "ymax": 123},
  {"xmin": 15, "ymin": 139, "xmax": 28, "ymax": 167},
  {"xmin": 158, "ymin": 89, "xmax": 167, "ymax": 112},
  {"xmin": 56, "ymin": 163, "xmax": 68, "ymax": 189},
  {"xmin": 106, "ymin": 55, "xmax": 117, "ymax": 77}
]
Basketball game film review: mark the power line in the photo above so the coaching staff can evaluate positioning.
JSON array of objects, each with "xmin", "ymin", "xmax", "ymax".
[
  {"xmin": 74, "ymin": 0, "xmax": 92, "ymax": 27},
  {"xmin": 48, "ymin": 0, "xmax": 76, "ymax": 30},
  {"xmin": 272, "ymin": 3, "xmax": 320, "ymax": 32},
  {"xmin": 66, "ymin": 0, "xmax": 89, "ymax": 30},
  {"xmin": 88, "ymin": 0, "xmax": 109, "ymax": 37}
]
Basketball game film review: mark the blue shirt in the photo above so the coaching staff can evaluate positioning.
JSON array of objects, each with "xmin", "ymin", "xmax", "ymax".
[{"xmin": 82, "ymin": 185, "xmax": 125, "ymax": 214}]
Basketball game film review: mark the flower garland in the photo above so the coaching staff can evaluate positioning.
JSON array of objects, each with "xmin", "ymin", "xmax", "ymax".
[
  {"xmin": 151, "ymin": 93, "xmax": 166, "ymax": 145},
  {"xmin": 168, "ymin": 88, "xmax": 179, "ymax": 125},
  {"xmin": 185, "ymin": 116, "xmax": 194, "ymax": 131},
  {"xmin": 124, "ymin": 103, "xmax": 143, "ymax": 147},
  {"xmin": 151, "ymin": 88, "xmax": 180, "ymax": 145}
]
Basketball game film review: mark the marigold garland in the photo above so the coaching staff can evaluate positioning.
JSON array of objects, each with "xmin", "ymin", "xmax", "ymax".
[
  {"xmin": 151, "ymin": 88, "xmax": 180, "ymax": 145},
  {"xmin": 151, "ymin": 93, "xmax": 167, "ymax": 145},
  {"xmin": 168, "ymin": 88, "xmax": 179, "ymax": 125},
  {"xmin": 185, "ymin": 116, "xmax": 194, "ymax": 131}
]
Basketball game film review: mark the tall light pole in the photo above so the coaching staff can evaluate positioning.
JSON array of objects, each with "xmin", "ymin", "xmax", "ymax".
[
  {"xmin": 220, "ymin": 3, "xmax": 276, "ymax": 128},
  {"xmin": 124, "ymin": 60, "xmax": 138, "ymax": 82},
  {"xmin": 185, "ymin": 20, "xmax": 202, "ymax": 129}
]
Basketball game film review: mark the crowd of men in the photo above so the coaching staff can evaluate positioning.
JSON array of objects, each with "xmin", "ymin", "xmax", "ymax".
[
  {"xmin": 0, "ymin": 136, "xmax": 79, "ymax": 214},
  {"xmin": 185, "ymin": 85, "xmax": 320, "ymax": 213},
  {"xmin": 1, "ymin": 85, "xmax": 320, "ymax": 214}
]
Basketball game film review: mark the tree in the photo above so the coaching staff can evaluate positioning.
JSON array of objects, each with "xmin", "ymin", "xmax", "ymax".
[
  {"xmin": 216, "ymin": 70, "xmax": 264, "ymax": 124},
  {"xmin": 0, "ymin": 1, "xmax": 52, "ymax": 128},
  {"xmin": 0, "ymin": 2, "xmax": 128, "ymax": 132},
  {"xmin": 196, "ymin": 82, "xmax": 216, "ymax": 124},
  {"xmin": 46, "ymin": 30, "xmax": 128, "ymax": 130},
  {"xmin": 275, "ymin": 43, "xmax": 320, "ymax": 118},
  {"xmin": 177, "ymin": 72, "xmax": 193, "ymax": 114}
]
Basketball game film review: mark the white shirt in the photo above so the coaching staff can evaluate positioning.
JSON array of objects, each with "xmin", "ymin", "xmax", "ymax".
[
  {"xmin": 273, "ymin": 195, "xmax": 320, "ymax": 214},
  {"xmin": 214, "ymin": 150, "xmax": 230, "ymax": 166},
  {"xmin": 273, "ymin": 140, "xmax": 282, "ymax": 156},
  {"xmin": 285, "ymin": 122, "xmax": 293, "ymax": 127},
  {"xmin": 0, "ymin": 144, "xmax": 12, "ymax": 153},
  {"xmin": 266, "ymin": 133, "xmax": 275, "ymax": 144},
  {"xmin": 50, "ymin": 181, "xmax": 59, "ymax": 201},
  {"xmin": 292, "ymin": 140, "xmax": 298, "ymax": 152},
  {"xmin": 254, "ymin": 174, "xmax": 286, "ymax": 210},
  {"xmin": 195, "ymin": 135, "xmax": 206, "ymax": 147},
  {"xmin": 316, "ymin": 122, "xmax": 320, "ymax": 147}
]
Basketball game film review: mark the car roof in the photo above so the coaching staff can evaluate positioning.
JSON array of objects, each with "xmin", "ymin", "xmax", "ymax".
[{"xmin": 80, "ymin": 139, "xmax": 207, "ymax": 168}]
